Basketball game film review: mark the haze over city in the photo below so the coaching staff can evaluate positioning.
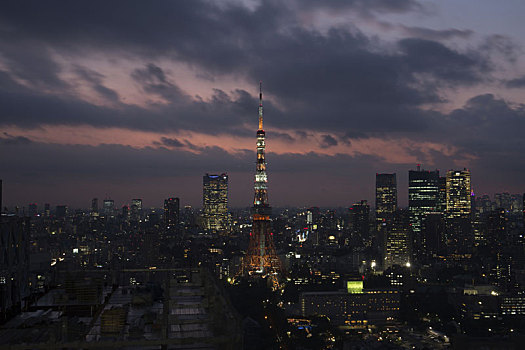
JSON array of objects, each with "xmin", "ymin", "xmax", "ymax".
[{"xmin": 1, "ymin": 0, "xmax": 525, "ymax": 208}]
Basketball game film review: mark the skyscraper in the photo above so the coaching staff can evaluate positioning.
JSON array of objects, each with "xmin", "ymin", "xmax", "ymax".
[
  {"xmin": 0, "ymin": 215, "xmax": 30, "ymax": 319},
  {"xmin": 446, "ymin": 169, "xmax": 471, "ymax": 219},
  {"xmin": 376, "ymin": 173, "xmax": 397, "ymax": 231},
  {"xmin": 28, "ymin": 203, "xmax": 38, "ymax": 217},
  {"xmin": 349, "ymin": 200, "xmax": 370, "ymax": 239},
  {"xmin": 384, "ymin": 210, "xmax": 411, "ymax": 269},
  {"xmin": 91, "ymin": 198, "xmax": 99, "ymax": 214},
  {"xmin": 103, "ymin": 199, "xmax": 115, "ymax": 217},
  {"xmin": 445, "ymin": 169, "xmax": 472, "ymax": 255},
  {"xmin": 437, "ymin": 176, "xmax": 447, "ymax": 213},
  {"xmin": 130, "ymin": 198, "xmax": 142, "ymax": 222},
  {"xmin": 202, "ymin": 173, "xmax": 228, "ymax": 232},
  {"xmin": 241, "ymin": 82, "xmax": 282, "ymax": 288},
  {"xmin": 55, "ymin": 205, "xmax": 67, "ymax": 219},
  {"xmin": 408, "ymin": 166, "xmax": 439, "ymax": 251},
  {"xmin": 164, "ymin": 197, "xmax": 180, "ymax": 232}
]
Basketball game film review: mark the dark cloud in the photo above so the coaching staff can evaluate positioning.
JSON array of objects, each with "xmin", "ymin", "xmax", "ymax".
[
  {"xmin": 398, "ymin": 38, "xmax": 486, "ymax": 84},
  {"xmin": 0, "ymin": 40, "xmax": 69, "ymax": 91},
  {"xmin": 400, "ymin": 26, "xmax": 473, "ymax": 40},
  {"xmin": 1, "ymin": 133, "xmax": 33, "ymax": 145},
  {"xmin": 160, "ymin": 137, "xmax": 184, "ymax": 148},
  {"xmin": 0, "ymin": 0, "xmax": 496, "ymax": 140},
  {"xmin": 506, "ymin": 75, "xmax": 525, "ymax": 88},
  {"xmin": 479, "ymin": 35, "xmax": 519, "ymax": 64},
  {"xmin": 299, "ymin": 0, "xmax": 422, "ymax": 16},
  {"xmin": 320, "ymin": 134, "xmax": 338, "ymax": 148},
  {"xmin": 272, "ymin": 131, "xmax": 295, "ymax": 142},
  {"xmin": 75, "ymin": 66, "xmax": 120, "ymax": 101}
]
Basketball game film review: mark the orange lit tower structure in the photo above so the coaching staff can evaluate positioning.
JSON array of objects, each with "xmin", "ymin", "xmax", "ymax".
[{"xmin": 241, "ymin": 82, "xmax": 283, "ymax": 288}]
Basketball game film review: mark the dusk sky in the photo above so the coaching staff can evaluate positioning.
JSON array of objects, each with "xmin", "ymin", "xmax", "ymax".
[{"xmin": 1, "ymin": 0, "xmax": 524, "ymax": 209}]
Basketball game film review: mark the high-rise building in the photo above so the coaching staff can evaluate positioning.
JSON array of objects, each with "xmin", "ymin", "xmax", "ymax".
[
  {"xmin": 408, "ymin": 166, "xmax": 439, "ymax": 256},
  {"xmin": 103, "ymin": 199, "xmax": 115, "ymax": 217},
  {"xmin": 349, "ymin": 200, "xmax": 370, "ymax": 239},
  {"xmin": 130, "ymin": 198, "xmax": 142, "ymax": 222},
  {"xmin": 307, "ymin": 207, "xmax": 320, "ymax": 245},
  {"xmin": 164, "ymin": 197, "xmax": 180, "ymax": 232},
  {"xmin": 494, "ymin": 193, "xmax": 511, "ymax": 212},
  {"xmin": 437, "ymin": 176, "xmax": 447, "ymax": 213},
  {"xmin": 202, "ymin": 173, "xmax": 228, "ymax": 232},
  {"xmin": 121, "ymin": 205, "xmax": 129, "ymax": 221},
  {"xmin": 486, "ymin": 208, "xmax": 507, "ymax": 247},
  {"xmin": 91, "ymin": 198, "xmax": 99, "ymax": 214},
  {"xmin": 445, "ymin": 169, "xmax": 472, "ymax": 255},
  {"xmin": 241, "ymin": 83, "xmax": 282, "ymax": 288},
  {"xmin": 422, "ymin": 213, "xmax": 446, "ymax": 260},
  {"xmin": 55, "ymin": 205, "xmax": 67, "ymax": 219},
  {"xmin": 446, "ymin": 169, "xmax": 471, "ymax": 219},
  {"xmin": 384, "ymin": 210, "xmax": 411, "ymax": 269},
  {"xmin": 28, "ymin": 203, "xmax": 38, "ymax": 217},
  {"xmin": 0, "ymin": 215, "xmax": 30, "ymax": 318},
  {"xmin": 376, "ymin": 173, "xmax": 397, "ymax": 231},
  {"xmin": 523, "ymin": 193, "xmax": 525, "ymax": 230},
  {"xmin": 408, "ymin": 166, "xmax": 439, "ymax": 234}
]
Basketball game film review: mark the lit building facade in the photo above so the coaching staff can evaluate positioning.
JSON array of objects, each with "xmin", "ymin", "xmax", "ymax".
[
  {"xmin": 103, "ymin": 199, "xmax": 115, "ymax": 217},
  {"xmin": 164, "ymin": 197, "xmax": 180, "ymax": 232},
  {"xmin": 202, "ymin": 173, "xmax": 228, "ymax": 232},
  {"xmin": 300, "ymin": 288, "xmax": 400, "ymax": 326},
  {"xmin": 375, "ymin": 173, "xmax": 397, "ymax": 231},
  {"xmin": 445, "ymin": 169, "xmax": 472, "ymax": 255},
  {"xmin": 446, "ymin": 169, "xmax": 471, "ymax": 219},
  {"xmin": 130, "ymin": 198, "xmax": 142, "ymax": 222},
  {"xmin": 384, "ymin": 210, "xmax": 411, "ymax": 269},
  {"xmin": 408, "ymin": 166, "xmax": 439, "ymax": 234},
  {"xmin": 349, "ymin": 200, "xmax": 370, "ymax": 239}
]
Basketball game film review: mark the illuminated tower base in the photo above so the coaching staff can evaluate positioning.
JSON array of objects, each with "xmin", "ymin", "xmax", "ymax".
[{"xmin": 242, "ymin": 210, "xmax": 283, "ymax": 290}]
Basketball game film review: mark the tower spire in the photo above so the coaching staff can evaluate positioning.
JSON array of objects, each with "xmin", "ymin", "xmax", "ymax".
[{"xmin": 258, "ymin": 81, "xmax": 263, "ymax": 130}]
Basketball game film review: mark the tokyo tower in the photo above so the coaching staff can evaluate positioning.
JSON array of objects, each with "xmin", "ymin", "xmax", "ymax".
[{"xmin": 240, "ymin": 82, "xmax": 283, "ymax": 289}]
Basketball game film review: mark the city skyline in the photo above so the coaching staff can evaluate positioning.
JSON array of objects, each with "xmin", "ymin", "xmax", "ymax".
[{"xmin": 1, "ymin": 0, "xmax": 525, "ymax": 208}]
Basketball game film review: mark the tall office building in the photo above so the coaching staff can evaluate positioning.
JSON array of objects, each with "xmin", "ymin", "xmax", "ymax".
[
  {"xmin": 445, "ymin": 169, "xmax": 472, "ymax": 255},
  {"xmin": 376, "ymin": 173, "xmax": 397, "ymax": 231},
  {"xmin": 437, "ymin": 176, "xmax": 447, "ymax": 213},
  {"xmin": 91, "ymin": 198, "xmax": 99, "ymax": 214},
  {"xmin": 164, "ymin": 197, "xmax": 180, "ymax": 232},
  {"xmin": 422, "ymin": 213, "xmax": 446, "ymax": 260},
  {"xmin": 0, "ymin": 215, "xmax": 30, "ymax": 318},
  {"xmin": 103, "ymin": 199, "xmax": 115, "ymax": 217},
  {"xmin": 446, "ymin": 169, "xmax": 471, "ymax": 219},
  {"xmin": 349, "ymin": 200, "xmax": 370, "ymax": 239},
  {"xmin": 494, "ymin": 193, "xmax": 511, "ymax": 212},
  {"xmin": 28, "ymin": 203, "xmax": 38, "ymax": 217},
  {"xmin": 121, "ymin": 205, "xmax": 130, "ymax": 222},
  {"xmin": 55, "ymin": 205, "xmax": 67, "ymax": 219},
  {"xmin": 130, "ymin": 198, "xmax": 142, "ymax": 222},
  {"xmin": 384, "ymin": 210, "xmax": 411, "ymax": 269},
  {"xmin": 202, "ymin": 173, "xmax": 228, "ymax": 232},
  {"xmin": 408, "ymin": 166, "xmax": 439, "ymax": 253}
]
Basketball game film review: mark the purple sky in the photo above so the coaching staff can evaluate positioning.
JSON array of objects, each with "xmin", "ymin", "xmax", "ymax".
[{"xmin": 1, "ymin": 0, "xmax": 524, "ymax": 209}]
